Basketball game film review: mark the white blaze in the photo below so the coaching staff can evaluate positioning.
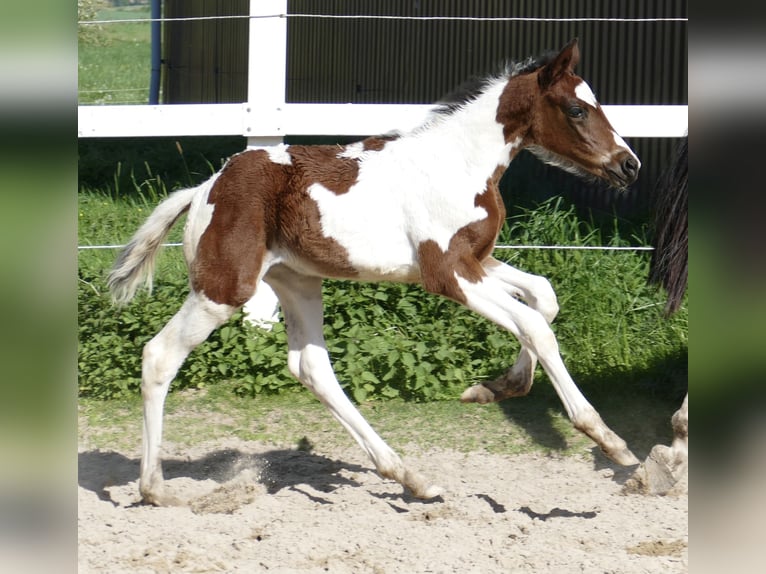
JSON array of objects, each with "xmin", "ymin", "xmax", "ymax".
[
  {"xmin": 574, "ymin": 81, "xmax": 599, "ymax": 108},
  {"xmin": 612, "ymin": 131, "xmax": 641, "ymax": 167}
]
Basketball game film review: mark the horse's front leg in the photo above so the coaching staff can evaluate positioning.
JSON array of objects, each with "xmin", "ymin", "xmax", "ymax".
[
  {"xmin": 455, "ymin": 267, "xmax": 638, "ymax": 466},
  {"xmin": 461, "ymin": 258, "xmax": 558, "ymax": 404}
]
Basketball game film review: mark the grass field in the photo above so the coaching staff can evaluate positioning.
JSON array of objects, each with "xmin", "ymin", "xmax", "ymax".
[{"xmin": 78, "ymin": 4, "xmax": 152, "ymax": 105}]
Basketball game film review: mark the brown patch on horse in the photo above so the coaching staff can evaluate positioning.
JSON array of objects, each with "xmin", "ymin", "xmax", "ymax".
[
  {"xmin": 362, "ymin": 134, "xmax": 399, "ymax": 152},
  {"xmin": 418, "ymin": 172, "xmax": 506, "ymax": 303},
  {"xmin": 495, "ymin": 70, "xmax": 538, "ymax": 144},
  {"xmin": 288, "ymin": 145, "xmax": 360, "ymax": 195},
  {"xmin": 191, "ymin": 150, "xmax": 283, "ymax": 306},
  {"xmin": 454, "ymin": 172, "xmax": 507, "ymax": 263},
  {"xmin": 192, "ymin": 148, "xmax": 361, "ymax": 304},
  {"xmin": 274, "ymin": 178, "xmax": 360, "ymax": 280},
  {"xmin": 418, "ymin": 240, "xmax": 471, "ymax": 304}
]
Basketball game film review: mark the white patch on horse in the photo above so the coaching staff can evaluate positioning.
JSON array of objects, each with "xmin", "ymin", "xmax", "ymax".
[
  {"xmin": 307, "ymin": 182, "xmax": 421, "ymax": 281},
  {"xmin": 611, "ymin": 131, "xmax": 629, "ymax": 152},
  {"xmin": 266, "ymin": 144, "xmax": 293, "ymax": 165},
  {"xmin": 500, "ymin": 136, "xmax": 523, "ymax": 167},
  {"xmin": 183, "ymin": 174, "xmax": 219, "ymax": 263},
  {"xmin": 242, "ymin": 283, "xmax": 281, "ymax": 330},
  {"xmin": 338, "ymin": 141, "xmax": 365, "ymax": 159},
  {"xmin": 308, "ymin": 79, "xmax": 513, "ymax": 278},
  {"xmin": 575, "ymin": 81, "xmax": 599, "ymax": 108}
]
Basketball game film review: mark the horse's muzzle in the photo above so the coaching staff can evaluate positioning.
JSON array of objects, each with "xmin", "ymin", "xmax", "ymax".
[{"xmin": 606, "ymin": 152, "xmax": 641, "ymax": 188}]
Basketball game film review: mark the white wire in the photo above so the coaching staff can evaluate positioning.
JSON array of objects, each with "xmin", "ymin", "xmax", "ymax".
[
  {"xmin": 79, "ymin": 88, "xmax": 148, "ymax": 94},
  {"xmin": 78, "ymin": 8, "xmax": 670, "ymax": 255},
  {"xmin": 494, "ymin": 245, "xmax": 654, "ymax": 251},
  {"xmin": 78, "ymin": 243, "xmax": 182, "ymax": 250},
  {"xmin": 79, "ymin": 14, "xmax": 688, "ymax": 26},
  {"xmin": 77, "ymin": 242, "xmax": 652, "ymax": 252}
]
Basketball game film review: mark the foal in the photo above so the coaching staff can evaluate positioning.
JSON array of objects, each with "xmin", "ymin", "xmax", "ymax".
[{"xmin": 109, "ymin": 39, "xmax": 641, "ymax": 505}]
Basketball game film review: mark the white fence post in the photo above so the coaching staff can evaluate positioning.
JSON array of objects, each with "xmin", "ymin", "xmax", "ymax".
[
  {"xmin": 242, "ymin": 0, "xmax": 287, "ymax": 327},
  {"xmin": 246, "ymin": 0, "xmax": 288, "ymax": 149}
]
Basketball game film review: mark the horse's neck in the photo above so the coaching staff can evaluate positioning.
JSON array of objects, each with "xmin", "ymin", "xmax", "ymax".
[{"xmin": 410, "ymin": 79, "xmax": 521, "ymax": 184}]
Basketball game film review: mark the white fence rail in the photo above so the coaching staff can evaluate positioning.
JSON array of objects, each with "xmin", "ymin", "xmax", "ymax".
[
  {"xmin": 78, "ymin": 103, "xmax": 688, "ymax": 140},
  {"xmin": 77, "ymin": 0, "xmax": 687, "ymax": 145}
]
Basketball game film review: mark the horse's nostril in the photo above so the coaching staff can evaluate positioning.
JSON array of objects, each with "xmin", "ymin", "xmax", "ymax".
[{"xmin": 622, "ymin": 156, "xmax": 639, "ymax": 179}]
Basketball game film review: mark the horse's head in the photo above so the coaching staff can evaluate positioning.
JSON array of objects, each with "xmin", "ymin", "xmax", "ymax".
[{"xmin": 503, "ymin": 39, "xmax": 641, "ymax": 189}]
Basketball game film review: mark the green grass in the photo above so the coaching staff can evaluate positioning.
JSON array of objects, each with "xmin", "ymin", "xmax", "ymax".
[
  {"xmin": 78, "ymin": 5, "xmax": 152, "ymax": 105},
  {"xmin": 78, "ymin": 377, "xmax": 679, "ymax": 460}
]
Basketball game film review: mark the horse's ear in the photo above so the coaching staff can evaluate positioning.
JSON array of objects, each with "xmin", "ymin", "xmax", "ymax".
[{"xmin": 538, "ymin": 38, "xmax": 580, "ymax": 90}]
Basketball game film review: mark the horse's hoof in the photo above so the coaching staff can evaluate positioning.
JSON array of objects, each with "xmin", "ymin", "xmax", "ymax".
[
  {"xmin": 141, "ymin": 491, "xmax": 184, "ymax": 507},
  {"xmin": 402, "ymin": 469, "xmax": 445, "ymax": 500},
  {"xmin": 409, "ymin": 483, "xmax": 445, "ymax": 500},
  {"xmin": 604, "ymin": 446, "xmax": 640, "ymax": 467},
  {"xmin": 460, "ymin": 384, "xmax": 496, "ymax": 404}
]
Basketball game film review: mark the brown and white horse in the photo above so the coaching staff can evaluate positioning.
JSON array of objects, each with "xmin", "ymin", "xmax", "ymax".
[{"xmin": 108, "ymin": 39, "xmax": 641, "ymax": 506}]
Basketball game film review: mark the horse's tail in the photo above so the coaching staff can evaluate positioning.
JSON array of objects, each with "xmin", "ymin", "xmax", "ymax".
[
  {"xmin": 648, "ymin": 135, "xmax": 688, "ymax": 316},
  {"xmin": 107, "ymin": 184, "xmax": 199, "ymax": 305}
]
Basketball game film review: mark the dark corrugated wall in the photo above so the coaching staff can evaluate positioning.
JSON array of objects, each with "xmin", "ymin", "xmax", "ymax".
[
  {"xmin": 163, "ymin": 0, "xmax": 249, "ymax": 104},
  {"xmin": 285, "ymin": 0, "xmax": 687, "ymax": 217},
  {"xmin": 286, "ymin": 0, "xmax": 687, "ymax": 106},
  {"xmin": 163, "ymin": 0, "xmax": 687, "ymax": 216}
]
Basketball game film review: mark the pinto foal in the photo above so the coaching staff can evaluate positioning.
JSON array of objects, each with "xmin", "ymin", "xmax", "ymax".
[{"xmin": 109, "ymin": 39, "xmax": 640, "ymax": 505}]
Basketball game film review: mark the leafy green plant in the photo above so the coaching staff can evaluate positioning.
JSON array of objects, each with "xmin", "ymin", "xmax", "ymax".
[{"xmin": 78, "ymin": 193, "xmax": 687, "ymax": 402}]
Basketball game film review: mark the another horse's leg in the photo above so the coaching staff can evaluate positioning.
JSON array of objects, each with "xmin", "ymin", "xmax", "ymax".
[
  {"xmin": 624, "ymin": 393, "xmax": 688, "ymax": 494},
  {"xmin": 140, "ymin": 290, "xmax": 234, "ymax": 505},
  {"xmin": 671, "ymin": 393, "xmax": 689, "ymax": 452},
  {"xmin": 456, "ymin": 268, "xmax": 639, "ymax": 466},
  {"xmin": 461, "ymin": 258, "xmax": 558, "ymax": 404},
  {"xmin": 265, "ymin": 267, "xmax": 443, "ymax": 499}
]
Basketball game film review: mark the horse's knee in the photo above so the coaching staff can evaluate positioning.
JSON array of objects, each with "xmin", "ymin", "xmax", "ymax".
[
  {"xmin": 531, "ymin": 276, "xmax": 559, "ymax": 323},
  {"xmin": 141, "ymin": 338, "xmax": 168, "ymax": 388}
]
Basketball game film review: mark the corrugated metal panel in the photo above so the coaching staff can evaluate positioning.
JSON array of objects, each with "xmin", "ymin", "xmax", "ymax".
[
  {"xmin": 163, "ymin": 0, "xmax": 249, "ymax": 104},
  {"xmin": 164, "ymin": 0, "xmax": 686, "ymax": 215},
  {"xmin": 285, "ymin": 0, "xmax": 687, "ymax": 216},
  {"xmin": 286, "ymin": 0, "xmax": 687, "ymax": 105}
]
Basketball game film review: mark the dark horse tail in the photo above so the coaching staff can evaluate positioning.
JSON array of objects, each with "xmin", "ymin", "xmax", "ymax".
[{"xmin": 648, "ymin": 136, "xmax": 688, "ymax": 316}]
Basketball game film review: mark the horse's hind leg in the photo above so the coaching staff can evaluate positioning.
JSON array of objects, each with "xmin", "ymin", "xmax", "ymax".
[
  {"xmin": 140, "ymin": 290, "xmax": 234, "ymax": 505},
  {"xmin": 461, "ymin": 258, "xmax": 558, "ymax": 404},
  {"xmin": 265, "ymin": 267, "xmax": 443, "ymax": 499}
]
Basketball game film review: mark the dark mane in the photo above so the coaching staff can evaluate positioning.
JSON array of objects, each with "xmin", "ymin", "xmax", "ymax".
[{"xmin": 432, "ymin": 50, "xmax": 557, "ymax": 116}]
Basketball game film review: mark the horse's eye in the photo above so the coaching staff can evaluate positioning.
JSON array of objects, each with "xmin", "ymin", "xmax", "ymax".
[{"xmin": 567, "ymin": 105, "xmax": 586, "ymax": 119}]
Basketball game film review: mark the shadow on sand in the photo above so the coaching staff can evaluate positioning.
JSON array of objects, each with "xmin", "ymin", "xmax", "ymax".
[{"xmin": 78, "ymin": 446, "xmax": 373, "ymax": 506}]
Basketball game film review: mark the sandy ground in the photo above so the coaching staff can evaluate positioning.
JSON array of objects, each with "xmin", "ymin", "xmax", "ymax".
[{"xmin": 79, "ymin": 430, "xmax": 687, "ymax": 573}]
